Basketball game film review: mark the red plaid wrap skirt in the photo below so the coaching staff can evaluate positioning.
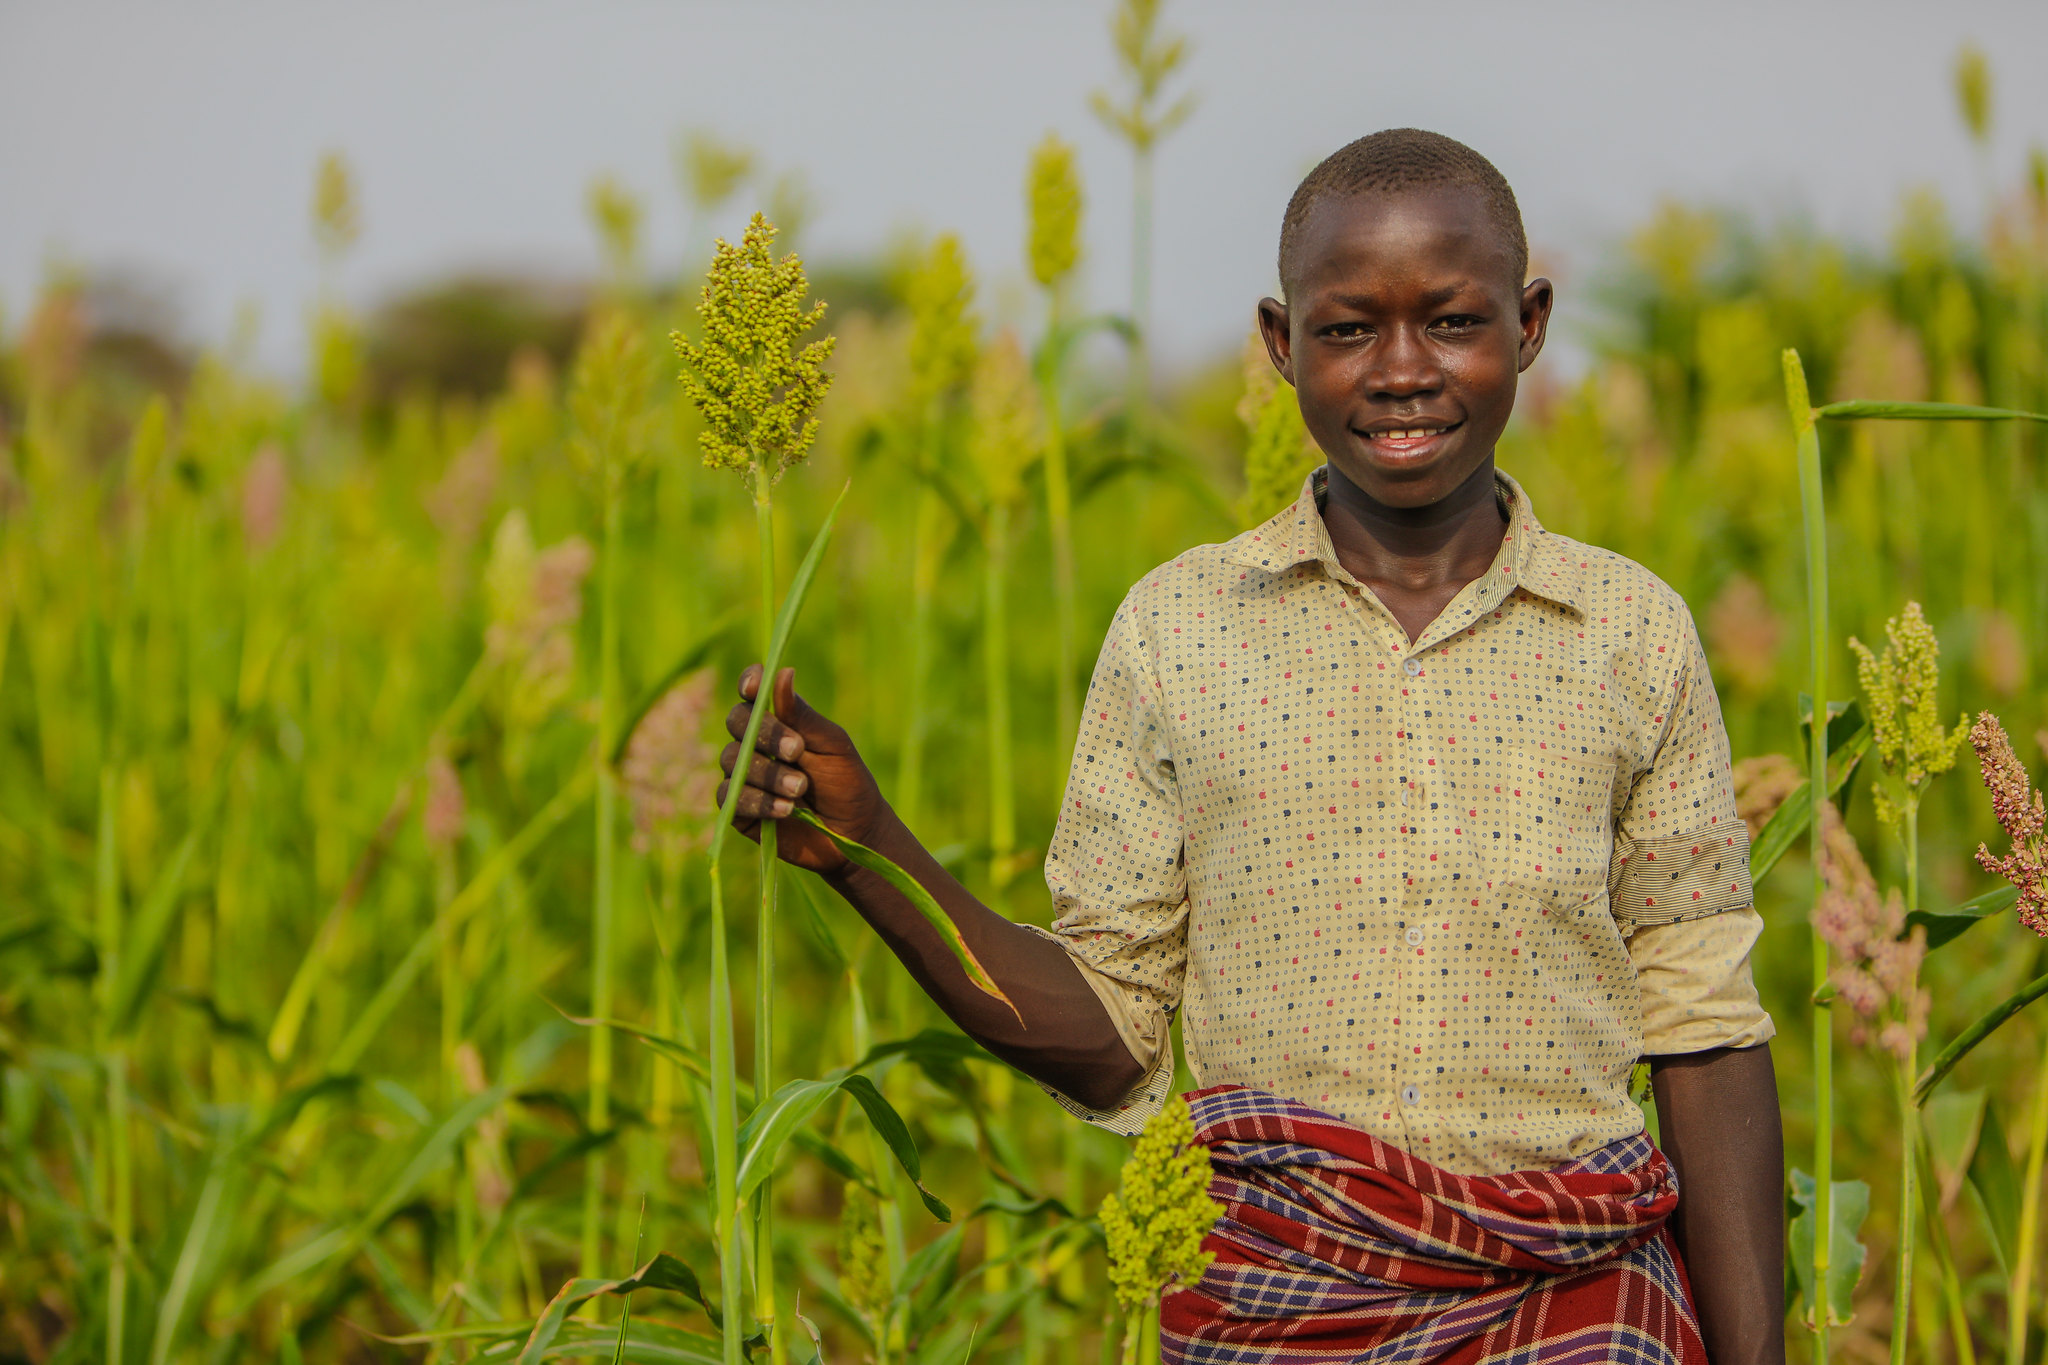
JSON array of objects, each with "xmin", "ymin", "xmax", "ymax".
[{"xmin": 1160, "ymin": 1086, "xmax": 1704, "ymax": 1365}]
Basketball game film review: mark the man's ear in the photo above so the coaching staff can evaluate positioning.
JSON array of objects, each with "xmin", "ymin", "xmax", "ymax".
[
  {"xmin": 1256, "ymin": 297, "xmax": 1295, "ymax": 386},
  {"xmin": 1517, "ymin": 278, "xmax": 1554, "ymax": 373}
]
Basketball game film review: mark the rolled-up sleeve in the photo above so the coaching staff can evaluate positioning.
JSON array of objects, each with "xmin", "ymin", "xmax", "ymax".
[
  {"xmin": 1629, "ymin": 907, "xmax": 1775, "ymax": 1055},
  {"xmin": 1033, "ymin": 594, "xmax": 1188, "ymax": 1134},
  {"xmin": 1608, "ymin": 612, "xmax": 1754, "ymax": 930},
  {"xmin": 1608, "ymin": 608, "xmax": 1773, "ymax": 1054}
]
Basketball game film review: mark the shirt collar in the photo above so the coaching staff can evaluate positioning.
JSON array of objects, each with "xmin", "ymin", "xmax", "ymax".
[{"xmin": 1222, "ymin": 466, "xmax": 1586, "ymax": 617}]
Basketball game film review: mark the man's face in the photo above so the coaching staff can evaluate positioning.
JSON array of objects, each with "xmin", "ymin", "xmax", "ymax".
[{"xmin": 1258, "ymin": 185, "xmax": 1551, "ymax": 509}]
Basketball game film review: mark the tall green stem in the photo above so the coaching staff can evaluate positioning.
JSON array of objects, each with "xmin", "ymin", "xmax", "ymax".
[
  {"xmin": 1036, "ymin": 302, "xmax": 1079, "ymax": 767},
  {"xmin": 706, "ymin": 864, "xmax": 742, "ymax": 1365},
  {"xmin": 1893, "ymin": 806, "xmax": 1921, "ymax": 1365},
  {"xmin": 1126, "ymin": 147, "xmax": 1153, "ymax": 452},
  {"xmin": 583, "ymin": 473, "xmax": 623, "ymax": 1279},
  {"xmin": 753, "ymin": 477, "xmax": 785, "ymax": 1365},
  {"xmin": 897, "ymin": 403, "xmax": 946, "ymax": 834},
  {"xmin": 97, "ymin": 745, "xmax": 129, "ymax": 1364},
  {"xmin": 2013, "ymin": 1031, "xmax": 2048, "ymax": 1365},
  {"xmin": 985, "ymin": 502, "xmax": 1015, "ymax": 891},
  {"xmin": 1787, "ymin": 350, "xmax": 1833, "ymax": 1356}
]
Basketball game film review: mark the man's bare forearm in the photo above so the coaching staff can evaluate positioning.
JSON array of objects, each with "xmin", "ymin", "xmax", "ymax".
[
  {"xmin": 1649, "ymin": 1042, "xmax": 1785, "ymax": 1365},
  {"xmin": 823, "ymin": 805, "xmax": 1145, "ymax": 1111}
]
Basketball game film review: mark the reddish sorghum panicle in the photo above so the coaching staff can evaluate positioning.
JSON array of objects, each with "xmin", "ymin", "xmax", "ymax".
[
  {"xmin": 241, "ymin": 445, "xmax": 289, "ymax": 552},
  {"xmin": 1811, "ymin": 806, "xmax": 1928, "ymax": 1058},
  {"xmin": 422, "ymin": 753, "xmax": 466, "ymax": 854},
  {"xmin": 620, "ymin": 671, "xmax": 717, "ymax": 858},
  {"xmin": 1971, "ymin": 711, "xmax": 2048, "ymax": 935}
]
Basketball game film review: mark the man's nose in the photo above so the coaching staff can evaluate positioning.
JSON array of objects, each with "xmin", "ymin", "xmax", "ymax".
[{"xmin": 1365, "ymin": 325, "xmax": 1443, "ymax": 400}]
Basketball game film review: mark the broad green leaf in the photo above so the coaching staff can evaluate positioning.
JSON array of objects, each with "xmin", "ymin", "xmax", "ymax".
[
  {"xmin": 708, "ymin": 482, "xmax": 850, "ymax": 870},
  {"xmin": 790, "ymin": 807, "xmax": 1018, "ymax": 1021},
  {"xmin": 736, "ymin": 1073, "xmax": 949, "ymax": 1221},
  {"xmin": 108, "ymin": 822, "xmax": 206, "ymax": 1036},
  {"xmin": 1788, "ymin": 1169, "xmax": 1869, "ymax": 1329},
  {"xmin": 1750, "ymin": 719, "xmax": 1871, "ymax": 884},
  {"xmin": 529, "ymin": 1320, "xmax": 727, "ymax": 1363},
  {"xmin": 1815, "ymin": 399, "xmax": 2048, "ymax": 423},
  {"xmin": 515, "ymin": 1253, "xmax": 723, "ymax": 1362},
  {"xmin": 1907, "ymin": 884, "xmax": 2019, "ymax": 953},
  {"xmin": 1914, "ymin": 968, "xmax": 2048, "ymax": 1104},
  {"xmin": 1921, "ymin": 1088, "xmax": 1986, "ymax": 1209},
  {"xmin": 1968, "ymin": 1101, "xmax": 2021, "ymax": 1276}
]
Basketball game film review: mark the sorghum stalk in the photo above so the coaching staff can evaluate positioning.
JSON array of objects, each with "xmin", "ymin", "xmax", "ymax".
[
  {"xmin": 1850, "ymin": 601, "xmax": 1968, "ymax": 1365},
  {"xmin": 2015, "ymin": 1035, "xmax": 2048, "ymax": 1365},
  {"xmin": 752, "ymin": 474, "xmax": 784, "ymax": 1365},
  {"xmin": 1785, "ymin": 349, "xmax": 1834, "ymax": 1355},
  {"xmin": 1026, "ymin": 133, "xmax": 1083, "ymax": 747},
  {"xmin": 568, "ymin": 306, "xmax": 651, "ymax": 1285},
  {"xmin": 1089, "ymin": 0, "xmax": 1194, "ymax": 453},
  {"xmin": 1102, "ymin": 1096, "xmax": 1221, "ymax": 1365},
  {"xmin": 673, "ymin": 212, "xmax": 835, "ymax": 1365}
]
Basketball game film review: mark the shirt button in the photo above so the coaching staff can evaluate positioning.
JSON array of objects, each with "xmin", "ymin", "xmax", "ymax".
[
  {"xmin": 1405, "ymin": 926, "xmax": 1424, "ymax": 946},
  {"xmin": 1402, "ymin": 657, "xmax": 1422, "ymax": 676},
  {"xmin": 1402, "ymin": 1084, "xmax": 1421, "ymax": 1106}
]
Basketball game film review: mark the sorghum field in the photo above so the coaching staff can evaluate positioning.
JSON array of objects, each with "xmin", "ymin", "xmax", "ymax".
[{"xmin": 7, "ymin": 16, "xmax": 2048, "ymax": 1365}]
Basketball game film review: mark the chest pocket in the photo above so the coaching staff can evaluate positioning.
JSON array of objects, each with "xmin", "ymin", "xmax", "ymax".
[{"xmin": 1453, "ymin": 744, "xmax": 1617, "ymax": 909}]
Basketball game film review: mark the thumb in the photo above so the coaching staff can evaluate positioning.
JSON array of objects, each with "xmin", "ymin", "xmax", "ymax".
[{"xmin": 770, "ymin": 666, "xmax": 853, "ymax": 756}]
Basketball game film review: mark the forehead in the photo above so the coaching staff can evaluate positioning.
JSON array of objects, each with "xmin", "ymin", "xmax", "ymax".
[{"xmin": 1290, "ymin": 184, "xmax": 1518, "ymax": 298}]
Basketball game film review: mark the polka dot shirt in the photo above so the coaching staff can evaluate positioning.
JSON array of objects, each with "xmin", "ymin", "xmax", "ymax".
[{"xmin": 1033, "ymin": 470, "xmax": 1773, "ymax": 1175}]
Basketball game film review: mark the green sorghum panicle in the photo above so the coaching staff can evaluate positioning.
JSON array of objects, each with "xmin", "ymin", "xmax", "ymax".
[
  {"xmin": 1100, "ymin": 1094, "xmax": 1221, "ymax": 1318},
  {"xmin": 835, "ymin": 1182, "xmax": 891, "ymax": 1326},
  {"xmin": 677, "ymin": 129, "xmax": 755, "ymax": 214},
  {"xmin": 312, "ymin": 150, "xmax": 360, "ymax": 260},
  {"xmin": 1236, "ymin": 330, "xmax": 1316, "ymax": 525},
  {"xmin": 586, "ymin": 176, "xmax": 644, "ymax": 285},
  {"xmin": 483, "ymin": 509, "xmax": 595, "ymax": 736},
  {"xmin": 968, "ymin": 329, "xmax": 1039, "ymax": 508},
  {"xmin": 672, "ymin": 212, "xmax": 835, "ymax": 484},
  {"xmin": 1026, "ymin": 133, "xmax": 1084, "ymax": 290},
  {"xmin": 567, "ymin": 308, "xmax": 651, "ymax": 481},
  {"xmin": 905, "ymin": 232, "xmax": 979, "ymax": 411},
  {"xmin": 1848, "ymin": 601, "xmax": 1969, "ymax": 828}
]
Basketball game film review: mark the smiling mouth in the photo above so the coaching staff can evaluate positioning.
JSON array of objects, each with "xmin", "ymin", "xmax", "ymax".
[{"xmin": 1358, "ymin": 421, "xmax": 1461, "ymax": 454}]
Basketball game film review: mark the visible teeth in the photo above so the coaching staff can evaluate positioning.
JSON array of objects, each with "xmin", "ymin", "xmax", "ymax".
[{"xmin": 1380, "ymin": 427, "xmax": 1443, "ymax": 440}]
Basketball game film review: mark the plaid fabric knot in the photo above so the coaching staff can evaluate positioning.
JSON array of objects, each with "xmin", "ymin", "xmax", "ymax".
[{"xmin": 1160, "ymin": 1086, "xmax": 1704, "ymax": 1365}]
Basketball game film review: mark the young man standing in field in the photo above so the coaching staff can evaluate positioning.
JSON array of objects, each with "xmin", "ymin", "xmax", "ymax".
[{"xmin": 719, "ymin": 129, "xmax": 1784, "ymax": 1364}]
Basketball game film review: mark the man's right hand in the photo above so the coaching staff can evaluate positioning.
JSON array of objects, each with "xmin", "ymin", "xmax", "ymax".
[{"xmin": 717, "ymin": 664, "xmax": 886, "ymax": 875}]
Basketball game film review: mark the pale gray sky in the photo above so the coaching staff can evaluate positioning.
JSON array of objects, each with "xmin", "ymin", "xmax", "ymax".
[{"xmin": 5, "ymin": 1, "xmax": 2046, "ymax": 376}]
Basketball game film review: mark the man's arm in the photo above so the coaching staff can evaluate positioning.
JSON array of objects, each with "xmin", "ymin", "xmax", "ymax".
[
  {"xmin": 718, "ymin": 665, "xmax": 1146, "ymax": 1111},
  {"xmin": 1649, "ymin": 1042, "xmax": 1785, "ymax": 1365}
]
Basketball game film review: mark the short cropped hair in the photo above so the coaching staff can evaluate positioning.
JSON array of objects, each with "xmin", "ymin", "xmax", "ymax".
[{"xmin": 1278, "ymin": 129, "xmax": 1527, "ymax": 296}]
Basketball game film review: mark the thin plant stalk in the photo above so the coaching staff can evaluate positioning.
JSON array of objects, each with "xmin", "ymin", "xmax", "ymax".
[
  {"xmin": 99, "ymin": 764, "xmax": 131, "ymax": 1365},
  {"xmin": 1035, "ymin": 325, "xmax": 1079, "ymax": 770},
  {"xmin": 1787, "ymin": 349, "xmax": 1834, "ymax": 1355},
  {"xmin": 584, "ymin": 473, "xmax": 624, "ymax": 1280},
  {"xmin": 984, "ymin": 501, "xmax": 1016, "ymax": 891},
  {"xmin": 752, "ymin": 478, "xmax": 786, "ymax": 1365},
  {"xmin": 896, "ymin": 402, "xmax": 946, "ymax": 833},
  {"xmin": 1916, "ymin": 1141, "xmax": 1975, "ymax": 1365},
  {"xmin": 2014, "ymin": 1033, "xmax": 2048, "ymax": 1365},
  {"xmin": 1893, "ymin": 805, "xmax": 1921, "ymax": 1365}
]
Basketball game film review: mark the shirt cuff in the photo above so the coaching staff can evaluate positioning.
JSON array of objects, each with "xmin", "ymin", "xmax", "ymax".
[
  {"xmin": 1630, "ymin": 904, "xmax": 1776, "ymax": 1055},
  {"xmin": 1020, "ymin": 924, "xmax": 1177, "ymax": 1135}
]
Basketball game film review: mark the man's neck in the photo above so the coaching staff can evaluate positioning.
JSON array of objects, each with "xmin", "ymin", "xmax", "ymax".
[{"xmin": 1318, "ymin": 458, "xmax": 1511, "ymax": 640}]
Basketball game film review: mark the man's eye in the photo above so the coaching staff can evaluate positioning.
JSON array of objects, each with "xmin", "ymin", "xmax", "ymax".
[
  {"xmin": 1326, "ymin": 322, "xmax": 1368, "ymax": 338},
  {"xmin": 1435, "ymin": 315, "xmax": 1483, "ymax": 331}
]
